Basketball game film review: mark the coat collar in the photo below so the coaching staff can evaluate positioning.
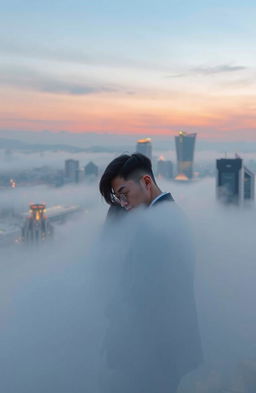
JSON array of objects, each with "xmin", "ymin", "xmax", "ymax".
[{"xmin": 150, "ymin": 192, "xmax": 174, "ymax": 207}]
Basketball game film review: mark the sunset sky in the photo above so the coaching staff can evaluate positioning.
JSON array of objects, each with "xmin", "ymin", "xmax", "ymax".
[{"xmin": 1, "ymin": 0, "xmax": 256, "ymax": 140}]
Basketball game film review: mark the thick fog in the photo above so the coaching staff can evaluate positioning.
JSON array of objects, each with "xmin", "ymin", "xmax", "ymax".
[
  {"xmin": 0, "ymin": 177, "xmax": 256, "ymax": 392},
  {"xmin": 1, "ymin": 149, "xmax": 256, "ymax": 172},
  {"xmin": 0, "ymin": 150, "xmax": 117, "ymax": 172},
  {"xmin": 169, "ymin": 179, "xmax": 256, "ymax": 392},
  {"xmin": 0, "ymin": 182, "xmax": 101, "ymax": 213}
]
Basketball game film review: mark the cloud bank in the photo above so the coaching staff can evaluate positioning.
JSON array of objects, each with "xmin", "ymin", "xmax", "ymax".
[{"xmin": 0, "ymin": 176, "xmax": 256, "ymax": 392}]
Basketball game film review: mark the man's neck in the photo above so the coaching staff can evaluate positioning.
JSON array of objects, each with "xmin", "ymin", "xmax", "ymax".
[{"xmin": 149, "ymin": 187, "xmax": 162, "ymax": 205}]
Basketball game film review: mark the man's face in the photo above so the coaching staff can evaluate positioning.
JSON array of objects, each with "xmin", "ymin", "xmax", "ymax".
[{"xmin": 111, "ymin": 176, "xmax": 151, "ymax": 211}]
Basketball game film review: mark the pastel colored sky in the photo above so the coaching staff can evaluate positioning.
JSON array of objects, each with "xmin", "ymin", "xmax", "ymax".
[{"xmin": 1, "ymin": 0, "xmax": 256, "ymax": 140}]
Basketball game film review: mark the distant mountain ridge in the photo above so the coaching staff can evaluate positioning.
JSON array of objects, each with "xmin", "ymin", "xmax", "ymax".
[
  {"xmin": 1, "ymin": 130, "xmax": 256, "ymax": 153},
  {"xmin": 0, "ymin": 137, "xmax": 131, "ymax": 153}
]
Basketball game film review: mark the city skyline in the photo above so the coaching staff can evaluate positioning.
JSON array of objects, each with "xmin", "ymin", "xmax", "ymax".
[{"xmin": 1, "ymin": 1, "xmax": 256, "ymax": 140}]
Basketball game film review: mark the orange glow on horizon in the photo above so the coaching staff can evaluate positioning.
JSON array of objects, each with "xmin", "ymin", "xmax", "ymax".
[{"xmin": 1, "ymin": 85, "xmax": 256, "ymax": 140}]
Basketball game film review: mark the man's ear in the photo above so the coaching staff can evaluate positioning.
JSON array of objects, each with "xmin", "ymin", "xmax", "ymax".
[{"xmin": 142, "ymin": 175, "xmax": 152, "ymax": 189}]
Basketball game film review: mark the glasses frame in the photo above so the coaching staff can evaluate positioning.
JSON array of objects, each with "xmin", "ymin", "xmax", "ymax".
[{"xmin": 111, "ymin": 191, "xmax": 128, "ymax": 205}]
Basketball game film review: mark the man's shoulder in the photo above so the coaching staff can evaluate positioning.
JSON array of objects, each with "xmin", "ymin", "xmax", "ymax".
[{"xmin": 149, "ymin": 197, "xmax": 191, "ymax": 237}]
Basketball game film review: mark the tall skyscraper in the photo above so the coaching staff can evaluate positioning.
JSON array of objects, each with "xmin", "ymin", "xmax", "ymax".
[
  {"xmin": 216, "ymin": 158, "xmax": 242, "ymax": 203},
  {"xmin": 244, "ymin": 166, "xmax": 255, "ymax": 200},
  {"xmin": 84, "ymin": 161, "xmax": 99, "ymax": 179},
  {"xmin": 157, "ymin": 156, "xmax": 173, "ymax": 179},
  {"xmin": 65, "ymin": 159, "xmax": 79, "ymax": 183},
  {"xmin": 175, "ymin": 131, "xmax": 196, "ymax": 179},
  {"xmin": 216, "ymin": 157, "xmax": 255, "ymax": 204},
  {"xmin": 136, "ymin": 138, "xmax": 152, "ymax": 160},
  {"xmin": 21, "ymin": 204, "xmax": 53, "ymax": 244}
]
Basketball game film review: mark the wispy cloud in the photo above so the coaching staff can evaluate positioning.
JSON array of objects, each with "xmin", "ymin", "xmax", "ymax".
[
  {"xmin": 0, "ymin": 65, "xmax": 118, "ymax": 96},
  {"xmin": 192, "ymin": 64, "xmax": 247, "ymax": 75},
  {"xmin": 166, "ymin": 64, "xmax": 247, "ymax": 79},
  {"xmin": 0, "ymin": 38, "xmax": 170, "ymax": 73}
]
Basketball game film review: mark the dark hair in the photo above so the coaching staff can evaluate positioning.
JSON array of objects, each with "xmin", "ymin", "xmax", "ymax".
[{"xmin": 99, "ymin": 153, "xmax": 155, "ymax": 205}]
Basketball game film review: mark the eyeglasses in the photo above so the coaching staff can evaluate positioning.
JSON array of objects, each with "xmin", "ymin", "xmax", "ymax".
[{"xmin": 111, "ymin": 191, "xmax": 128, "ymax": 205}]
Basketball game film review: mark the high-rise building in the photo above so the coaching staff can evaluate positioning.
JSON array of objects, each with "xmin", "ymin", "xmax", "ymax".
[
  {"xmin": 54, "ymin": 170, "xmax": 65, "ymax": 187},
  {"xmin": 244, "ymin": 166, "xmax": 255, "ymax": 200},
  {"xmin": 216, "ymin": 158, "xmax": 242, "ymax": 203},
  {"xmin": 84, "ymin": 161, "xmax": 99, "ymax": 179},
  {"xmin": 175, "ymin": 131, "xmax": 196, "ymax": 179},
  {"xmin": 216, "ymin": 157, "xmax": 255, "ymax": 204},
  {"xmin": 21, "ymin": 204, "xmax": 54, "ymax": 245},
  {"xmin": 65, "ymin": 159, "xmax": 79, "ymax": 183},
  {"xmin": 136, "ymin": 138, "xmax": 152, "ymax": 160},
  {"xmin": 157, "ymin": 156, "xmax": 173, "ymax": 179}
]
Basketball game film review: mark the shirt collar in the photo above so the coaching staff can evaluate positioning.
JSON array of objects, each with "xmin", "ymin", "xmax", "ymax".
[{"xmin": 149, "ymin": 192, "xmax": 169, "ymax": 207}]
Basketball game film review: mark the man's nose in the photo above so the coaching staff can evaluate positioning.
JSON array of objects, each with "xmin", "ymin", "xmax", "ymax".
[{"xmin": 120, "ymin": 199, "xmax": 128, "ymax": 208}]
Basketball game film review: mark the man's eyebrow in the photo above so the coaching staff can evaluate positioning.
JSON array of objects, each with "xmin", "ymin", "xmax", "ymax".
[{"xmin": 116, "ymin": 185, "xmax": 126, "ymax": 194}]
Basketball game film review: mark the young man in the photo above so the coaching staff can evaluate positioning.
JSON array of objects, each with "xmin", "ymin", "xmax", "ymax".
[
  {"xmin": 99, "ymin": 153, "xmax": 202, "ymax": 393},
  {"xmin": 99, "ymin": 153, "xmax": 174, "ymax": 211}
]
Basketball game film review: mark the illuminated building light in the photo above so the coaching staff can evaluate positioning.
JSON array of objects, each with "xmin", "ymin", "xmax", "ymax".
[
  {"xmin": 137, "ymin": 138, "xmax": 151, "ymax": 143},
  {"xmin": 9, "ymin": 179, "xmax": 16, "ymax": 188},
  {"xmin": 175, "ymin": 174, "xmax": 189, "ymax": 181},
  {"xmin": 136, "ymin": 138, "xmax": 152, "ymax": 160}
]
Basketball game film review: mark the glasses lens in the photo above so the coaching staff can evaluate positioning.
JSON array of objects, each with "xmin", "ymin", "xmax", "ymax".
[
  {"xmin": 111, "ymin": 193, "xmax": 121, "ymax": 204},
  {"xmin": 111, "ymin": 192, "xmax": 128, "ymax": 205}
]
